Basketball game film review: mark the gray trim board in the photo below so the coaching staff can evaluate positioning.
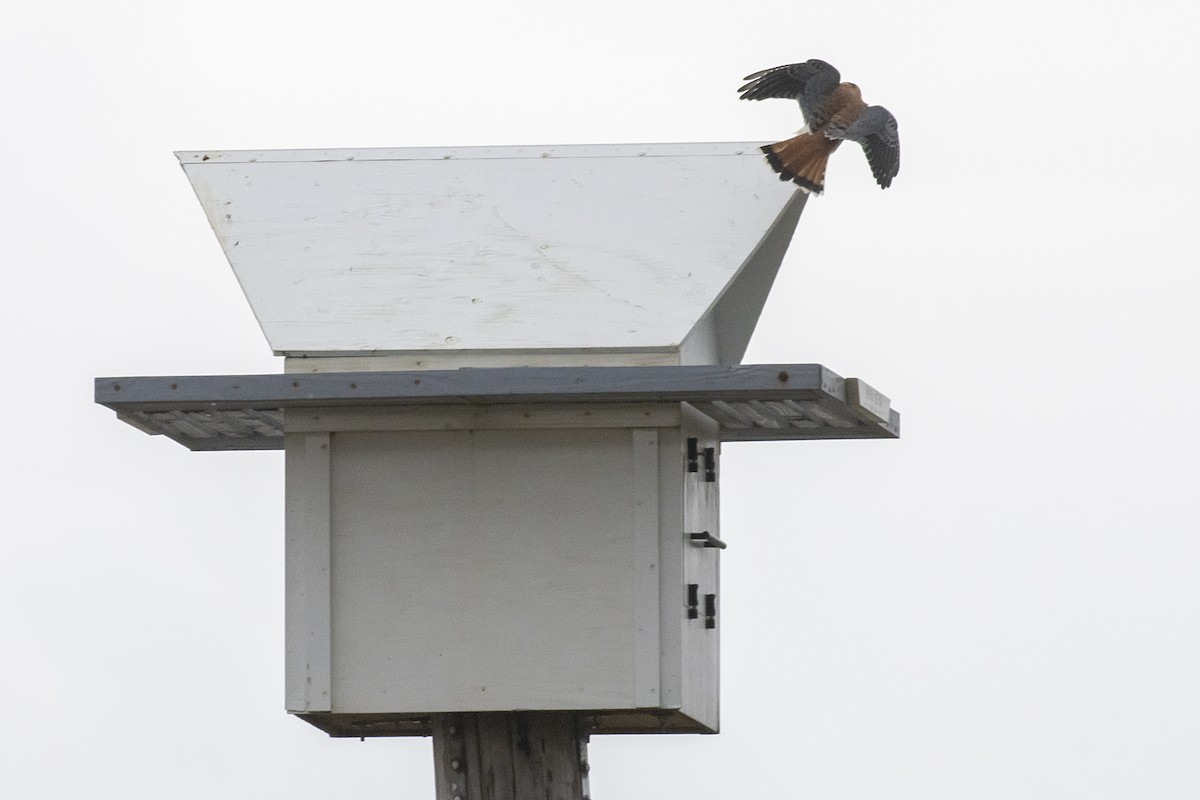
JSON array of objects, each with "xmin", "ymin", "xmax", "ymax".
[{"xmin": 95, "ymin": 364, "xmax": 899, "ymax": 450}]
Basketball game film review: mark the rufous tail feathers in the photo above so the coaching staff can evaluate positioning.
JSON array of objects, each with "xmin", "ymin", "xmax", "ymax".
[{"xmin": 761, "ymin": 133, "xmax": 841, "ymax": 194}]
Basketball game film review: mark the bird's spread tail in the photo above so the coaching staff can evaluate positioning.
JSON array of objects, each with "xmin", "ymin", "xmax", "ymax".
[{"xmin": 761, "ymin": 133, "xmax": 840, "ymax": 194}]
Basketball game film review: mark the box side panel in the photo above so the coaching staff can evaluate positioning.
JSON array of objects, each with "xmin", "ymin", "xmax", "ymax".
[
  {"xmin": 656, "ymin": 427, "xmax": 684, "ymax": 710},
  {"xmin": 329, "ymin": 428, "xmax": 641, "ymax": 712},
  {"xmin": 631, "ymin": 429, "xmax": 662, "ymax": 707},
  {"xmin": 284, "ymin": 432, "xmax": 333, "ymax": 712},
  {"xmin": 680, "ymin": 408, "xmax": 721, "ymax": 731}
]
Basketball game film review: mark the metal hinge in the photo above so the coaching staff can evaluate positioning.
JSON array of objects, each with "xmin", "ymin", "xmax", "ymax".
[{"xmin": 687, "ymin": 531, "xmax": 727, "ymax": 550}]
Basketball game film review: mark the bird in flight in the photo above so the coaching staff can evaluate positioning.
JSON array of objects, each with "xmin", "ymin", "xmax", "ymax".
[{"xmin": 739, "ymin": 59, "xmax": 899, "ymax": 194}]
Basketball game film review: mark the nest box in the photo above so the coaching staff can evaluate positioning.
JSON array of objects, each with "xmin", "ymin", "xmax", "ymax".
[{"xmin": 96, "ymin": 143, "xmax": 898, "ymax": 738}]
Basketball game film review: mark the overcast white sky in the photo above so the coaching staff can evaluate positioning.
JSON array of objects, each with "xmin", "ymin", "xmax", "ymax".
[{"xmin": 4, "ymin": 1, "xmax": 1199, "ymax": 797}]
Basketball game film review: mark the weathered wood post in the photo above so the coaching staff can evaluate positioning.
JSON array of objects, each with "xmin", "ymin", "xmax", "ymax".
[
  {"xmin": 431, "ymin": 713, "xmax": 589, "ymax": 800},
  {"xmin": 96, "ymin": 143, "xmax": 899, "ymax": 800}
]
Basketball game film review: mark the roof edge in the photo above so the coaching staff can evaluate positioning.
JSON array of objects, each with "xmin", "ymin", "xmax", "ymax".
[{"xmin": 175, "ymin": 141, "xmax": 770, "ymax": 165}]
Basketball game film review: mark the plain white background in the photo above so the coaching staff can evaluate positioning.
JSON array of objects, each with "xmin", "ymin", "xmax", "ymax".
[{"xmin": 3, "ymin": 1, "xmax": 1198, "ymax": 797}]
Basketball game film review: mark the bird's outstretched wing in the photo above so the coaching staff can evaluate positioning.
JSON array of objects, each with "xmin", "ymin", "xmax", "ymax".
[
  {"xmin": 827, "ymin": 105, "xmax": 900, "ymax": 189},
  {"xmin": 738, "ymin": 59, "xmax": 841, "ymax": 129}
]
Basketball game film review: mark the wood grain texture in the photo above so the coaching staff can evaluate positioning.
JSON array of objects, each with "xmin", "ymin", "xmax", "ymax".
[{"xmin": 432, "ymin": 713, "xmax": 587, "ymax": 800}]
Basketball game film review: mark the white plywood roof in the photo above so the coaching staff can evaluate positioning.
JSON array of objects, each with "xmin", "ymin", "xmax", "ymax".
[{"xmin": 179, "ymin": 143, "xmax": 804, "ymax": 360}]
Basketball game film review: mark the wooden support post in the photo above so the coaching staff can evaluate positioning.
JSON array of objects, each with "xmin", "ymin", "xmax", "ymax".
[{"xmin": 432, "ymin": 712, "xmax": 589, "ymax": 800}]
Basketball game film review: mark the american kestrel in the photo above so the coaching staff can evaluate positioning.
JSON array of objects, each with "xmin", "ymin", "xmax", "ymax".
[{"xmin": 739, "ymin": 59, "xmax": 899, "ymax": 193}]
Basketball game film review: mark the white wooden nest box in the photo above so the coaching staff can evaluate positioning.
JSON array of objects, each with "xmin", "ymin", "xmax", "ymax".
[{"xmin": 96, "ymin": 143, "xmax": 899, "ymax": 739}]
